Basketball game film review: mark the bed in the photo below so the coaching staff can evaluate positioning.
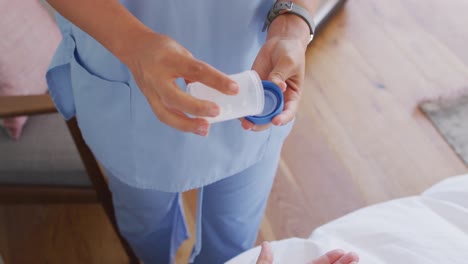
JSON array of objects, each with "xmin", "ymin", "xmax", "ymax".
[{"xmin": 227, "ymin": 174, "xmax": 468, "ymax": 264}]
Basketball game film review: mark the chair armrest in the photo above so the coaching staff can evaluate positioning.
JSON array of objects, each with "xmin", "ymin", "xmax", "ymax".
[{"xmin": 0, "ymin": 94, "xmax": 57, "ymax": 118}]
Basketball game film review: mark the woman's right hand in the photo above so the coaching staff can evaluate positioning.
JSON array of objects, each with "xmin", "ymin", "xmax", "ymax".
[{"xmin": 121, "ymin": 32, "xmax": 239, "ymax": 136}]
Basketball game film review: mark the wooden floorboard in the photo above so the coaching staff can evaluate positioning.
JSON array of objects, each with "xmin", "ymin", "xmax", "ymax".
[
  {"xmin": 175, "ymin": 190, "xmax": 198, "ymax": 264},
  {"xmin": 1, "ymin": 0, "xmax": 468, "ymax": 263},
  {"xmin": 0, "ymin": 207, "xmax": 10, "ymax": 264},
  {"xmin": 0, "ymin": 204, "xmax": 127, "ymax": 264}
]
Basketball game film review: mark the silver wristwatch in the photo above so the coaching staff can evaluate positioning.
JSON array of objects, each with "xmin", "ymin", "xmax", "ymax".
[{"xmin": 262, "ymin": 1, "xmax": 315, "ymax": 44}]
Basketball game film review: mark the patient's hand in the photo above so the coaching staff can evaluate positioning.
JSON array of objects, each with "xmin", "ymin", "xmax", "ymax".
[{"xmin": 255, "ymin": 241, "xmax": 359, "ymax": 264}]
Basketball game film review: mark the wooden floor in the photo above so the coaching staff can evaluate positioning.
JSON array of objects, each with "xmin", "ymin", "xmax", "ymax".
[{"xmin": 1, "ymin": 0, "xmax": 468, "ymax": 263}]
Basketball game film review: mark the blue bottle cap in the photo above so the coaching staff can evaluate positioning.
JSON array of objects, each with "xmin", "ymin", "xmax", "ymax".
[{"xmin": 245, "ymin": 81, "xmax": 284, "ymax": 125}]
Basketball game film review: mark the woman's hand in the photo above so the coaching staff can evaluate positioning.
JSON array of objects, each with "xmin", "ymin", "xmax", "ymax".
[
  {"xmin": 122, "ymin": 32, "xmax": 239, "ymax": 136},
  {"xmin": 242, "ymin": 15, "xmax": 310, "ymax": 132}
]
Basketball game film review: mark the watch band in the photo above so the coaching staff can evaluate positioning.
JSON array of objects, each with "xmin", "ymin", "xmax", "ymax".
[{"xmin": 262, "ymin": 1, "xmax": 315, "ymax": 44}]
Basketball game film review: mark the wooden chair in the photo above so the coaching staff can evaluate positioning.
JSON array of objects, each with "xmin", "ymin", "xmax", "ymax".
[{"xmin": 0, "ymin": 94, "xmax": 139, "ymax": 264}]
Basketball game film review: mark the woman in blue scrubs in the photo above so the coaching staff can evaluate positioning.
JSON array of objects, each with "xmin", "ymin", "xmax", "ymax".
[{"xmin": 44, "ymin": 0, "xmax": 357, "ymax": 263}]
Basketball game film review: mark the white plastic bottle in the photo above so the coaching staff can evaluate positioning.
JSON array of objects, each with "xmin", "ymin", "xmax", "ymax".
[
  {"xmin": 187, "ymin": 70, "xmax": 264, "ymax": 123},
  {"xmin": 187, "ymin": 70, "xmax": 284, "ymax": 125}
]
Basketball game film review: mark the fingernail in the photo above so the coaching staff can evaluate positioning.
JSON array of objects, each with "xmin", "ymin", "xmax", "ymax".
[
  {"xmin": 229, "ymin": 83, "xmax": 239, "ymax": 93},
  {"xmin": 350, "ymin": 252, "xmax": 359, "ymax": 260},
  {"xmin": 272, "ymin": 76, "xmax": 282, "ymax": 85},
  {"xmin": 335, "ymin": 249, "xmax": 345, "ymax": 255},
  {"xmin": 196, "ymin": 125, "xmax": 208, "ymax": 136},
  {"xmin": 209, "ymin": 107, "xmax": 219, "ymax": 117}
]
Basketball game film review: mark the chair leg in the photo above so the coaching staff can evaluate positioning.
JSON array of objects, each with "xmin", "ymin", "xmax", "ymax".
[{"xmin": 66, "ymin": 118, "xmax": 139, "ymax": 264}]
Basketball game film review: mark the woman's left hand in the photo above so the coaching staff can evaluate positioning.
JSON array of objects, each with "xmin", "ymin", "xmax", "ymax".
[{"xmin": 241, "ymin": 15, "xmax": 309, "ymax": 132}]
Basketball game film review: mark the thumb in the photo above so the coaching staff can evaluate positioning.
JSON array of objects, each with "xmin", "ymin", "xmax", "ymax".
[
  {"xmin": 268, "ymin": 56, "xmax": 295, "ymax": 92},
  {"xmin": 256, "ymin": 242, "xmax": 274, "ymax": 264}
]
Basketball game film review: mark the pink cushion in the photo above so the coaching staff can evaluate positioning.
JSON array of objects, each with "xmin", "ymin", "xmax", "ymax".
[{"xmin": 0, "ymin": 0, "xmax": 60, "ymax": 140}]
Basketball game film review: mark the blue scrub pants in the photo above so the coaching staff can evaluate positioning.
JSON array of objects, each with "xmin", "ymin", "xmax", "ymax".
[{"xmin": 106, "ymin": 143, "xmax": 281, "ymax": 264}]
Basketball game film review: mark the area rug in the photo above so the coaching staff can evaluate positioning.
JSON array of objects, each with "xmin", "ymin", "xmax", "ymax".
[{"xmin": 420, "ymin": 90, "xmax": 468, "ymax": 166}]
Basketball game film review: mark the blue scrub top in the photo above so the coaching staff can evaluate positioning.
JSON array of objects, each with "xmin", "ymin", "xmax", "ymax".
[{"xmin": 46, "ymin": 0, "xmax": 293, "ymax": 192}]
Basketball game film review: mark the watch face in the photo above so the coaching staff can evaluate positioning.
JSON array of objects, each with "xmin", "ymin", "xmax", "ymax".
[
  {"xmin": 265, "ymin": 1, "xmax": 317, "ymax": 37},
  {"xmin": 274, "ymin": 1, "xmax": 293, "ymax": 12}
]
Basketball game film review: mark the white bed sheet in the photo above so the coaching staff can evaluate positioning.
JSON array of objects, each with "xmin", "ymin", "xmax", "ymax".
[{"xmin": 227, "ymin": 174, "xmax": 468, "ymax": 264}]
